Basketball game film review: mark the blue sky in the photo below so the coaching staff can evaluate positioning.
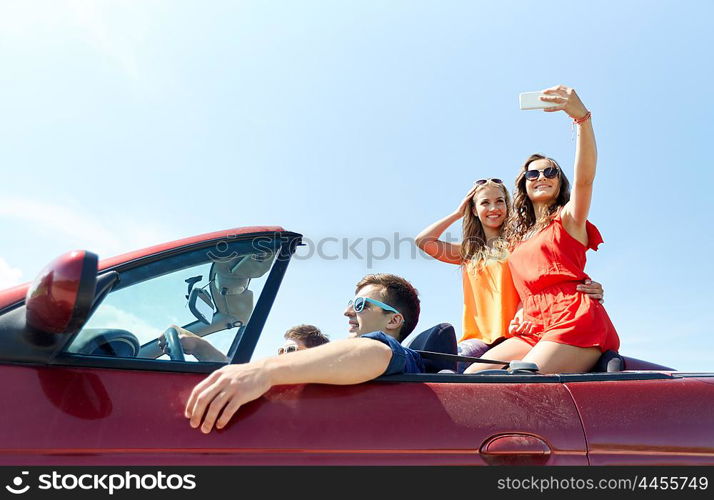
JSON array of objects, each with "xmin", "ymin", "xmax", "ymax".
[{"xmin": 1, "ymin": 0, "xmax": 713, "ymax": 370}]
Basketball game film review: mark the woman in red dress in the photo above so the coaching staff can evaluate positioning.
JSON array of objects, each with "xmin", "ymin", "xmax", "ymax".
[{"xmin": 465, "ymin": 85, "xmax": 619, "ymax": 374}]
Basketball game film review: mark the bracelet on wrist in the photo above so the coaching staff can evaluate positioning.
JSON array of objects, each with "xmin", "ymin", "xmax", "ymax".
[{"xmin": 573, "ymin": 110, "xmax": 591, "ymax": 125}]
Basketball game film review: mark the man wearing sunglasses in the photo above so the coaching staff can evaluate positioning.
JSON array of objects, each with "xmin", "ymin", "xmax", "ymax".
[
  {"xmin": 277, "ymin": 339, "xmax": 301, "ymax": 355},
  {"xmin": 342, "ymin": 273, "xmax": 424, "ymax": 374},
  {"xmin": 278, "ymin": 324, "xmax": 330, "ymax": 355},
  {"xmin": 184, "ymin": 273, "xmax": 425, "ymax": 434}
]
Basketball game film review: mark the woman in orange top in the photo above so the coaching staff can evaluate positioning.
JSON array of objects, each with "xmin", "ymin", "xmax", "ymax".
[
  {"xmin": 415, "ymin": 177, "xmax": 603, "ymax": 359},
  {"xmin": 465, "ymin": 85, "xmax": 618, "ymax": 374}
]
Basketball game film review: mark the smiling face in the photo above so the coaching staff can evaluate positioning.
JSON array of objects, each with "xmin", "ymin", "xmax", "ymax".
[
  {"xmin": 472, "ymin": 185, "xmax": 508, "ymax": 233},
  {"xmin": 344, "ymin": 284, "xmax": 401, "ymax": 338},
  {"xmin": 525, "ymin": 158, "xmax": 561, "ymax": 204}
]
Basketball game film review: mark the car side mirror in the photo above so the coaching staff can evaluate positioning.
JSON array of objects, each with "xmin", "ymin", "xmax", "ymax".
[
  {"xmin": 25, "ymin": 250, "xmax": 98, "ymax": 334},
  {"xmin": 188, "ymin": 287, "xmax": 214, "ymax": 325}
]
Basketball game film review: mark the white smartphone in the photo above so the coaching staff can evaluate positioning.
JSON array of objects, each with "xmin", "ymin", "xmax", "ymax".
[{"xmin": 519, "ymin": 91, "xmax": 559, "ymax": 110}]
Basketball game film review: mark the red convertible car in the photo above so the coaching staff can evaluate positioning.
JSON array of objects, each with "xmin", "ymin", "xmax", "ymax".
[{"xmin": 1, "ymin": 226, "xmax": 713, "ymax": 466}]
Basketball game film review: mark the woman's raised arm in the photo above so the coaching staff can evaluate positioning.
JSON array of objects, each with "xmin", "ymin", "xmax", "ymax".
[
  {"xmin": 542, "ymin": 85, "xmax": 597, "ymax": 244},
  {"xmin": 414, "ymin": 188, "xmax": 476, "ymax": 265}
]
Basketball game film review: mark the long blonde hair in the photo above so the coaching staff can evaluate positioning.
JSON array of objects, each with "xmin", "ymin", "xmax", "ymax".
[{"xmin": 460, "ymin": 180, "xmax": 511, "ymax": 268}]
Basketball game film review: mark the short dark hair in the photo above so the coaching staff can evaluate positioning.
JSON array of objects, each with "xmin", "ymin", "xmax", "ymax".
[
  {"xmin": 355, "ymin": 274, "xmax": 420, "ymax": 342},
  {"xmin": 284, "ymin": 324, "xmax": 330, "ymax": 348}
]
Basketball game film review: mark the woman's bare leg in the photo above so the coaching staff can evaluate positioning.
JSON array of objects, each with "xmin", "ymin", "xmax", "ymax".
[
  {"xmin": 463, "ymin": 337, "xmax": 533, "ymax": 373},
  {"xmin": 521, "ymin": 341, "xmax": 601, "ymax": 374}
]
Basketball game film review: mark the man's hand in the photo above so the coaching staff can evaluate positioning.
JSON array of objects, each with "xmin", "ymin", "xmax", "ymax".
[
  {"xmin": 183, "ymin": 338, "xmax": 393, "ymax": 433},
  {"xmin": 185, "ymin": 361, "xmax": 272, "ymax": 434},
  {"xmin": 576, "ymin": 279, "xmax": 604, "ymax": 304}
]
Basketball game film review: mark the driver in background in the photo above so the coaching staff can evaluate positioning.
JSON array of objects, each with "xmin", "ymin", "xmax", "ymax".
[
  {"xmin": 182, "ymin": 273, "xmax": 425, "ymax": 434},
  {"xmin": 158, "ymin": 325, "xmax": 228, "ymax": 362},
  {"xmin": 278, "ymin": 324, "xmax": 330, "ymax": 355},
  {"xmin": 159, "ymin": 323, "xmax": 331, "ymax": 360}
]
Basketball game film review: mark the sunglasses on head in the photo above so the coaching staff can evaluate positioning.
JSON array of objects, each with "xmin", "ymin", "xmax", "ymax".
[
  {"xmin": 474, "ymin": 178, "xmax": 503, "ymax": 185},
  {"xmin": 347, "ymin": 296, "xmax": 401, "ymax": 316},
  {"xmin": 278, "ymin": 344, "xmax": 299, "ymax": 355},
  {"xmin": 525, "ymin": 167, "xmax": 559, "ymax": 181}
]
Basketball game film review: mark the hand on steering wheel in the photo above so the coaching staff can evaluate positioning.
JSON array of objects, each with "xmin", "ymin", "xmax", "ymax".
[{"xmin": 160, "ymin": 326, "xmax": 186, "ymax": 361}]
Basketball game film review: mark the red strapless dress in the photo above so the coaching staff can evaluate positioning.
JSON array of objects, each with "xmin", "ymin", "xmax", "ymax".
[{"xmin": 507, "ymin": 215, "xmax": 620, "ymax": 352}]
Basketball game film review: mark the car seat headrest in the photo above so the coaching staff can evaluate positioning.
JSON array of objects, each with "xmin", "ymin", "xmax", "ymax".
[{"xmin": 401, "ymin": 323, "xmax": 457, "ymax": 373}]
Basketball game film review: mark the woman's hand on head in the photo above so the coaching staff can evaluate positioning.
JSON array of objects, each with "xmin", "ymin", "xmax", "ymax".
[
  {"xmin": 540, "ymin": 85, "xmax": 589, "ymax": 120},
  {"xmin": 456, "ymin": 187, "xmax": 477, "ymax": 217}
]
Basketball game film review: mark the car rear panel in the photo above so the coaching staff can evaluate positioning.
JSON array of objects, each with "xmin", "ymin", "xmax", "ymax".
[{"xmin": 565, "ymin": 376, "xmax": 714, "ymax": 465}]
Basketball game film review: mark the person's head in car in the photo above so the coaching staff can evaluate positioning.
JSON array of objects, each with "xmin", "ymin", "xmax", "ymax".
[
  {"xmin": 344, "ymin": 273, "xmax": 420, "ymax": 343},
  {"xmin": 278, "ymin": 324, "xmax": 330, "ymax": 355}
]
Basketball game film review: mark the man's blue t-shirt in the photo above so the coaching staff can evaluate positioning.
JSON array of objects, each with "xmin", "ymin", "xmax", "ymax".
[{"xmin": 361, "ymin": 331, "xmax": 425, "ymax": 375}]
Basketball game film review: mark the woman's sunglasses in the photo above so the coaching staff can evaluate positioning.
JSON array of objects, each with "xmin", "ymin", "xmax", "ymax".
[
  {"xmin": 474, "ymin": 178, "xmax": 503, "ymax": 185},
  {"xmin": 525, "ymin": 167, "xmax": 559, "ymax": 181}
]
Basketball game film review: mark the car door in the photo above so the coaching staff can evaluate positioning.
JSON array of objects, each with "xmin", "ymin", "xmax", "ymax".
[
  {"xmin": 0, "ymin": 231, "xmax": 289, "ymax": 464},
  {"xmin": 1, "ymin": 363, "xmax": 588, "ymax": 465}
]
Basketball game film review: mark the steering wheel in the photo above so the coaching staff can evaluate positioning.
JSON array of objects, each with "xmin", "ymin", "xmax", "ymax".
[{"xmin": 162, "ymin": 327, "xmax": 186, "ymax": 362}]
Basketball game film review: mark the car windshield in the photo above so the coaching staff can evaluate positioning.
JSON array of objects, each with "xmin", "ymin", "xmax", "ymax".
[{"xmin": 66, "ymin": 238, "xmax": 281, "ymax": 363}]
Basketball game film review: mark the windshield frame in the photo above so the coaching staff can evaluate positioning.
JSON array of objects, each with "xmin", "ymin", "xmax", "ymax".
[{"xmin": 49, "ymin": 231, "xmax": 301, "ymax": 372}]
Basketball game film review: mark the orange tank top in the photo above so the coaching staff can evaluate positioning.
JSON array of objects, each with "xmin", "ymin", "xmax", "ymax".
[{"xmin": 460, "ymin": 256, "xmax": 520, "ymax": 344}]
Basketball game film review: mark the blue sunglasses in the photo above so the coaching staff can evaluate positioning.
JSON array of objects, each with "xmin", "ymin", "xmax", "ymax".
[{"xmin": 348, "ymin": 296, "xmax": 401, "ymax": 316}]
